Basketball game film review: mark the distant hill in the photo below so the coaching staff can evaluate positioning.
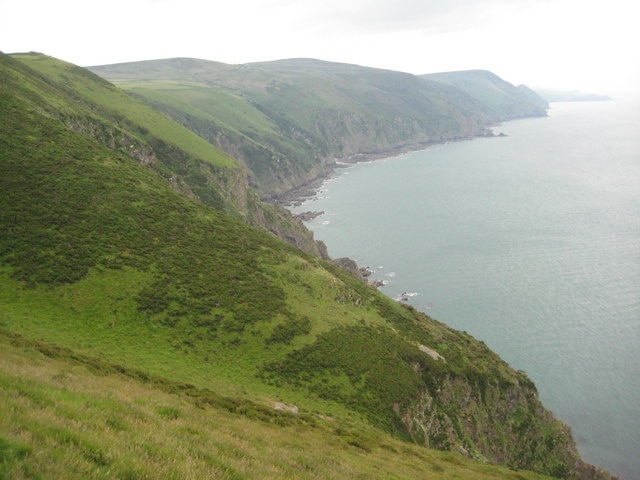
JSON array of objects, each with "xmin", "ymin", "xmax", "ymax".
[
  {"xmin": 90, "ymin": 59, "xmax": 547, "ymax": 201},
  {"xmin": 1, "ymin": 52, "xmax": 615, "ymax": 479},
  {"xmin": 534, "ymin": 88, "xmax": 612, "ymax": 102},
  {"xmin": 420, "ymin": 69, "xmax": 549, "ymax": 122}
]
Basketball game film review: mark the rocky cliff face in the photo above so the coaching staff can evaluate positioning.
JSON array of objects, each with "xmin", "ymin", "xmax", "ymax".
[
  {"xmin": 399, "ymin": 375, "xmax": 615, "ymax": 479},
  {"xmin": 245, "ymin": 192, "xmax": 329, "ymax": 259}
]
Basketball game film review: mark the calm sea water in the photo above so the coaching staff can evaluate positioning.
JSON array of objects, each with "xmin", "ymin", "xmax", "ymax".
[{"xmin": 290, "ymin": 100, "xmax": 640, "ymax": 479}]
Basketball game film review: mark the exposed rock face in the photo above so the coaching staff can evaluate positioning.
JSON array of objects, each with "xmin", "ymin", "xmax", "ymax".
[
  {"xmin": 331, "ymin": 257, "xmax": 384, "ymax": 285},
  {"xmin": 418, "ymin": 344, "xmax": 445, "ymax": 361},
  {"xmin": 294, "ymin": 210, "xmax": 324, "ymax": 222},
  {"xmin": 246, "ymin": 196, "xmax": 329, "ymax": 259},
  {"xmin": 399, "ymin": 376, "xmax": 617, "ymax": 480},
  {"xmin": 273, "ymin": 402, "xmax": 299, "ymax": 414},
  {"xmin": 62, "ymin": 116, "xmax": 159, "ymax": 166}
]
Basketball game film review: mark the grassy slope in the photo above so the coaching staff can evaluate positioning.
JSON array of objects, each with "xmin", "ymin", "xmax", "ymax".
[
  {"xmin": 12, "ymin": 53, "xmax": 237, "ymax": 170},
  {"xmin": 89, "ymin": 58, "xmax": 490, "ymax": 198},
  {"xmin": 1, "ymin": 50, "xmax": 510, "ymax": 419},
  {"xmin": 0, "ymin": 53, "xmax": 602, "ymax": 479},
  {"xmin": 0, "ymin": 333, "xmax": 551, "ymax": 480},
  {"xmin": 6, "ymin": 53, "xmax": 244, "ymax": 214},
  {"xmin": 420, "ymin": 70, "xmax": 549, "ymax": 121},
  {"xmin": 7, "ymin": 53, "xmax": 327, "ymax": 257}
]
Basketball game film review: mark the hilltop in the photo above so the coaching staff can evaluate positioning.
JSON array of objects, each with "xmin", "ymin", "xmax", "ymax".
[
  {"xmin": 90, "ymin": 58, "xmax": 547, "ymax": 201},
  {"xmin": 1, "ymin": 52, "xmax": 613, "ymax": 479}
]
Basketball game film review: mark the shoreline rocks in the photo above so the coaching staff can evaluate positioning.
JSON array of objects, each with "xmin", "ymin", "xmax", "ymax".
[{"xmin": 294, "ymin": 210, "xmax": 325, "ymax": 222}]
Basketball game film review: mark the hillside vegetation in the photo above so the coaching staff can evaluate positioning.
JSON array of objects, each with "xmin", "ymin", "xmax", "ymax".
[
  {"xmin": 1, "ymin": 52, "xmax": 613, "ymax": 479},
  {"xmin": 90, "ymin": 58, "xmax": 547, "ymax": 200},
  {"xmin": 7, "ymin": 52, "xmax": 326, "ymax": 257},
  {"xmin": 1, "ymin": 332, "xmax": 556, "ymax": 480},
  {"xmin": 421, "ymin": 69, "xmax": 548, "ymax": 121}
]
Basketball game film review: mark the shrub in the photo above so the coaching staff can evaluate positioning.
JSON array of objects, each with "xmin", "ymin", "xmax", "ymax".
[{"xmin": 266, "ymin": 316, "xmax": 311, "ymax": 345}]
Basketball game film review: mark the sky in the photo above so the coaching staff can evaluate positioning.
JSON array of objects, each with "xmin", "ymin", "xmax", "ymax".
[{"xmin": 2, "ymin": 0, "xmax": 638, "ymax": 95}]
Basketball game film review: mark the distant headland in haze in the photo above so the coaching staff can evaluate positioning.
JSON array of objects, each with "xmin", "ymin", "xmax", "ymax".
[{"xmin": 534, "ymin": 88, "xmax": 612, "ymax": 102}]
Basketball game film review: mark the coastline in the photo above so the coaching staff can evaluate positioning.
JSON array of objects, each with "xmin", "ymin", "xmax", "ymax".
[
  {"xmin": 273, "ymin": 117, "xmax": 536, "ymax": 293},
  {"xmin": 275, "ymin": 116, "xmax": 538, "ymax": 298},
  {"xmin": 278, "ymin": 101, "xmax": 636, "ymax": 479},
  {"xmin": 276, "ymin": 139, "xmax": 464, "ymax": 289},
  {"xmin": 274, "ymin": 135, "xmax": 482, "ymax": 207},
  {"xmin": 273, "ymin": 122, "xmax": 512, "ymax": 208}
]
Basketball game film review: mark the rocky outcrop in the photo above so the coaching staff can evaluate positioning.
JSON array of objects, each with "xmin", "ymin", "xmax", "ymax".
[
  {"xmin": 399, "ymin": 375, "xmax": 617, "ymax": 480},
  {"xmin": 246, "ymin": 193, "xmax": 329, "ymax": 258},
  {"xmin": 294, "ymin": 210, "xmax": 324, "ymax": 222}
]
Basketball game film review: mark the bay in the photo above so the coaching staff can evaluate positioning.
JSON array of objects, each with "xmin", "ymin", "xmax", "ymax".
[{"xmin": 290, "ymin": 99, "xmax": 640, "ymax": 479}]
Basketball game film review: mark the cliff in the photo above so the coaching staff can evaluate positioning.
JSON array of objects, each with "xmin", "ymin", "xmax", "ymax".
[
  {"xmin": 7, "ymin": 52, "xmax": 326, "ymax": 258},
  {"xmin": 90, "ymin": 58, "xmax": 547, "ymax": 201},
  {"xmin": 421, "ymin": 69, "xmax": 549, "ymax": 122},
  {"xmin": 0, "ymin": 52, "xmax": 613, "ymax": 479}
]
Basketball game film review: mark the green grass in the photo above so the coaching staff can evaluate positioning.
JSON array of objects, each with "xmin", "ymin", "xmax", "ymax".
[
  {"xmin": 0, "ymin": 52, "xmax": 593, "ymax": 479},
  {"xmin": 421, "ymin": 70, "xmax": 548, "ymax": 121},
  {"xmin": 0, "ymin": 335, "xmax": 553, "ymax": 480},
  {"xmin": 10, "ymin": 53, "xmax": 238, "ymax": 170},
  {"xmin": 128, "ymin": 82, "xmax": 280, "ymax": 137},
  {"xmin": 89, "ymin": 57, "xmax": 501, "ymax": 197}
]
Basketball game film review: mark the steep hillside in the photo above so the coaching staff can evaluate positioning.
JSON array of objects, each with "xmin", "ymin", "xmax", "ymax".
[
  {"xmin": 0, "ymin": 53, "xmax": 613, "ymax": 479},
  {"xmin": 6, "ymin": 52, "xmax": 326, "ymax": 257},
  {"xmin": 421, "ymin": 70, "xmax": 549, "ymax": 121},
  {"xmin": 1, "ymin": 332, "xmax": 556, "ymax": 480},
  {"xmin": 90, "ymin": 58, "xmax": 530, "ymax": 200}
]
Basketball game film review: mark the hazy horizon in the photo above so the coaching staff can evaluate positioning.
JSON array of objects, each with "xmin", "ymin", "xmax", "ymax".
[{"xmin": 2, "ymin": 0, "xmax": 638, "ymax": 96}]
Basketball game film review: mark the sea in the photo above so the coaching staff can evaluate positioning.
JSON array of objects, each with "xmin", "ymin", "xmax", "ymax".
[{"xmin": 289, "ymin": 99, "xmax": 640, "ymax": 479}]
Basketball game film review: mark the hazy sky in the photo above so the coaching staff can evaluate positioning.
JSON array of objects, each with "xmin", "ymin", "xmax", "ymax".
[{"xmin": 2, "ymin": 0, "xmax": 638, "ymax": 95}]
